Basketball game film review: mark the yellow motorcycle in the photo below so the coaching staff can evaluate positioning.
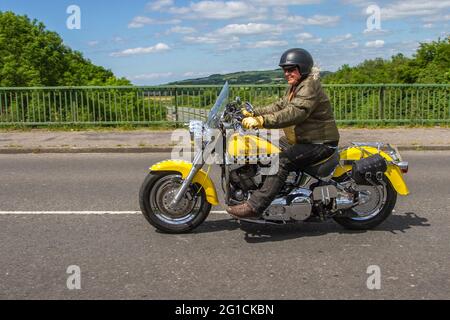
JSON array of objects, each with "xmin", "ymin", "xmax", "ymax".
[{"xmin": 139, "ymin": 83, "xmax": 409, "ymax": 233}]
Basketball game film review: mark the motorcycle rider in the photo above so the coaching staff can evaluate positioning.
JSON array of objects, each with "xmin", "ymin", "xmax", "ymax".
[{"xmin": 226, "ymin": 48, "xmax": 340, "ymax": 218}]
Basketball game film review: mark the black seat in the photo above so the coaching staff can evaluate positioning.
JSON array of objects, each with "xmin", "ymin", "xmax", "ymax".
[{"xmin": 303, "ymin": 149, "xmax": 340, "ymax": 178}]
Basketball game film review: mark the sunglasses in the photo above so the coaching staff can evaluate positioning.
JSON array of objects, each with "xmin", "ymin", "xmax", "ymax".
[{"xmin": 282, "ymin": 66, "xmax": 297, "ymax": 73}]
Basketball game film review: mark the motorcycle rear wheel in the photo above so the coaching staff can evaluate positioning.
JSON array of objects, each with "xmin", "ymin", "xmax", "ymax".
[
  {"xmin": 139, "ymin": 172, "xmax": 211, "ymax": 233},
  {"xmin": 333, "ymin": 173, "xmax": 397, "ymax": 230}
]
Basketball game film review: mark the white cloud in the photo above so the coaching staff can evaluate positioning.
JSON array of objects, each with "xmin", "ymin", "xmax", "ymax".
[
  {"xmin": 112, "ymin": 37, "xmax": 124, "ymax": 43},
  {"xmin": 184, "ymin": 35, "xmax": 240, "ymax": 45},
  {"xmin": 165, "ymin": 6, "xmax": 191, "ymax": 15},
  {"xmin": 328, "ymin": 33, "xmax": 352, "ymax": 43},
  {"xmin": 191, "ymin": 1, "xmax": 253, "ymax": 19},
  {"xmin": 346, "ymin": 0, "xmax": 450, "ymax": 22},
  {"xmin": 128, "ymin": 72, "xmax": 174, "ymax": 80},
  {"xmin": 250, "ymin": 0, "xmax": 320, "ymax": 5},
  {"xmin": 110, "ymin": 43, "xmax": 171, "ymax": 57},
  {"xmin": 247, "ymin": 40, "xmax": 288, "ymax": 48},
  {"xmin": 147, "ymin": 0, "xmax": 174, "ymax": 11},
  {"xmin": 344, "ymin": 42, "xmax": 359, "ymax": 49},
  {"xmin": 363, "ymin": 28, "xmax": 390, "ymax": 35},
  {"xmin": 340, "ymin": 0, "xmax": 368, "ymax": 5},
  {"xmin": 182, "ymin": 22, "xmax": 282, "ymax": 50},
  {"xmin": 128, "ymin": 16, "xmax": 154, "ymax": 28},
  {"xmin": 216, "ymin": 23, "xmax": 276, "ymax": 36},
  {"xmin": 153, "ymin": 0, "xmax": 321, "ymax": 17},
  {"xmin": 145, "ymin": 0, "xmax": 337, "ymax": 24},
  {"xmin": 272, "ymin": 7, "xmax": 289, "ymax": 20},
  {"xmin": 277, "ymin": 14, "xmax": 340, "ymax": 26},
  {"xmin": 311, "ymin": 38, "xmax": 323, "ymax": 44},
  {"xmin": 301, "ymin": 15, "xmax": 341, "ymax": 25},
  {"xmin": 128, "ymin": 16, "xmax": 180, "ymax": 28},
  {"xmin": 297, "ymin": 32, "xmax": 323, "ymax": 43},
  {"xmin": 421, "ymin": 14, "xmax": 450, "ymax": 23},
  {"xmin": 183, "ymin": 36, "xmax": 222, "ymax": 45},
  {"xmin": 183, "ymin": 33, "xmax": 242, "ymax": 52},
  {"xmin": 216, "ymin": 42, "xmax": 242, "ymax": 51},
  {"xmin": 297, "ymin": 32, "xmax": 314, "ymax": 40},
  {"xmin": 365, "ymin": 40, "xmax": 384, "ymax": 48},
  {"xmin": 183, "ymin": 36, "xmax": 213, "ymax": 44},
  {"xmin": 166, "ymin": 1, "xmax": 266, "ymax": 20},
  {"xmin": 166, "ymin": 26, "xmax": 197, "ymax": 34},
  {"xmin": 88, "ymin": 40, "xmax": 99, "ymax": 47},
  {"xmin": 381, "ymin": 1, "xmax": 450, "ymax": 20}
]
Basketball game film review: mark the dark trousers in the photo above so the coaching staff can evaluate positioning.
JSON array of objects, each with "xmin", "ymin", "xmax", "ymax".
[{"xmin": 247, "ymin": 143, "xmax": 336, "ymax": 214}]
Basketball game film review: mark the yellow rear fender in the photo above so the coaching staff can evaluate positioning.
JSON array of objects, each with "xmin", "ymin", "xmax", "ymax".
[
  {"xmin": 149, "ymin": 160, "xmax": 219, "ymax": 205},
  {"xmin": 333, "ymin": 146, "xmax": 410, "ymax": 196}
]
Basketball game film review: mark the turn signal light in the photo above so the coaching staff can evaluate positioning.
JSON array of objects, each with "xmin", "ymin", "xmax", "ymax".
[{"xmin": 397, "ymin": 161, "xmax": 409, "ymax": 174}]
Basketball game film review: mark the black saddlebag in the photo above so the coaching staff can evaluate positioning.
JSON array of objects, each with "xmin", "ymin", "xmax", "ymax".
[{"xmin": 352, "ymin": 154, "xmax": 387, "ymax": 184}]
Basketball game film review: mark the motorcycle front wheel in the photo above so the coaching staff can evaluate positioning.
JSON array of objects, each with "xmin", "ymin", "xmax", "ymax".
[
  {"xmin": 139, "ymin": 172, "xmax": 211, "ymax": 233},
  {"xmin": 333, "ymin": 173, "xmax": 397, "ymax": 230}
]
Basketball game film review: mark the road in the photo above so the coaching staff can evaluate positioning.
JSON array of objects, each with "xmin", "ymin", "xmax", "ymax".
[
  {"xmin": 0, "ymin": 151, "xmax": 449, "ymax": 299},
  {"xmin": 166, "ymin": 106, "xmax": 208, "ymax": 122}
]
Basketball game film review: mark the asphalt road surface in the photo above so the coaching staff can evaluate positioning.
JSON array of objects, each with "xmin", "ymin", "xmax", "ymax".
[
  {"xmin": 0, "ymin": 151, "xmax": 449, "ymax": 299},
  {"xmin": 166, "ymin": 106, "xmax": 208, "ymax": 122}
]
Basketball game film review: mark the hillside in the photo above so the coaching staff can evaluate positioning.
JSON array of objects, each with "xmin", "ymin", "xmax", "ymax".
[
  {"xmin": 0, "ymin": 11, "xmax": 130, "ymax": 87},
  {"xmin": 168, "ymin": 69, "xmax": 333, "ymax": 85}
]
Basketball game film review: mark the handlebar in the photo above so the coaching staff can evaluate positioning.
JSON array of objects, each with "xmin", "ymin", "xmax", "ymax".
[
  {"xmin": 244, "ymin": 101, "xmax": 255, "ymax": 114},
  {"xmin": 221, "ymin": 100, "xmax": 259, "ymax": 134}
]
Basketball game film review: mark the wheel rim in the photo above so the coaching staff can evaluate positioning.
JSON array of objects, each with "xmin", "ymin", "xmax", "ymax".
[
  {"xmin": 149, "ymin": 174, "xmax": 202, "ymax": 225},
  {"xmin": 350, "ymin": 183, "xmax": 387, "ymax": 221}
]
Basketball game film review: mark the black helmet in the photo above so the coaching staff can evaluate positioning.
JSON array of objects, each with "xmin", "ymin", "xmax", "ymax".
[{"xmin": 279, "ymin": 48, "xmax": 314, "ymax": 76}]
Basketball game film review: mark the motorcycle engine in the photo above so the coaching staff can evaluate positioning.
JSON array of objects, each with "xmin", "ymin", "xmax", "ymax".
[{"xmin": 229, "ymin": 165, "xmax": 259, "ymax": 202}]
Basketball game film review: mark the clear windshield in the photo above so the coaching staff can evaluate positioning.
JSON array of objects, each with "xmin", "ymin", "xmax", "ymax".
[{"xmin": 206, "ymin": 82, "xmax": 229, "ymax": 129}]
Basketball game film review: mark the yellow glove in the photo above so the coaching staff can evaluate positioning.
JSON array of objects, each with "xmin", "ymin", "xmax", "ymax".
[
  {"xmin": 241, "ymin": 108, "xmax": 254, "ymax": 118},
  {"xmin": 242, "ymin": 116, "xmax": 264, "ymax": 129}
]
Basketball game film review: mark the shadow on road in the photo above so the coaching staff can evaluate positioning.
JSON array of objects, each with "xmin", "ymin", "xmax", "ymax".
[{"xmin": 193, "ymin": 212, "xmax": 429, "ymax": 243}]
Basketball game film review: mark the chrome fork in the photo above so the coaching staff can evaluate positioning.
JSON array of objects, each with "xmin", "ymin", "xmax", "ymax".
[{"xmin": 169, "ymin": 150, "xmax": 204, "ymax": 208}]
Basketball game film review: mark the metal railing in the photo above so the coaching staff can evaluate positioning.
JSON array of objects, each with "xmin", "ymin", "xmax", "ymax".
[{"xmin": 0, "ymin": 84, "xmax": 448, "ymax": 126}]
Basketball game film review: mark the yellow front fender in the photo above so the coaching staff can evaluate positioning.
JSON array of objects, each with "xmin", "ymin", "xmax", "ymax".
[
  {"xmin": 149, "ymin": 160, "xmax": 219, "ymax": 205},
  {"xmin": 333, "ymin": 146, "xmax": 410, "ymax": 196}
]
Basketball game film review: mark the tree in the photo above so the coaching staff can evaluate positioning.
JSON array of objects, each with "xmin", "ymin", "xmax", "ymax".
[
  {"xmin": 323, "ymin": 37, "xmax": 450, "ymax": 84},
  {"xmin": 0, "ymin": 11, "xmax": 130, "ymax": 87}
]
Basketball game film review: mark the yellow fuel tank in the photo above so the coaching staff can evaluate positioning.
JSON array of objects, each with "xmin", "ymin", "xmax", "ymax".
[{"xmin": 227, "ymin": 133, "xmax": 280, "ymax": 158}]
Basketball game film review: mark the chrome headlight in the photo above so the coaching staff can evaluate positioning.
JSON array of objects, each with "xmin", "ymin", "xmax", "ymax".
[{"xmin": 189, "ymin": 120, "xmax": 204, "ymax": 140}]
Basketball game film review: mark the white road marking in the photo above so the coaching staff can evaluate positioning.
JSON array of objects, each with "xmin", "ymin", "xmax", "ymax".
[{"xmin": 0, "ymin": 210, "xmax": 228, "ymax": 215}]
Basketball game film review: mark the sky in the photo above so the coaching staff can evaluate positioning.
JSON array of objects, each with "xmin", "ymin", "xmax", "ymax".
[{"xmin": 0, "ymin": 0, "xmax": 449, "ymax": 85}]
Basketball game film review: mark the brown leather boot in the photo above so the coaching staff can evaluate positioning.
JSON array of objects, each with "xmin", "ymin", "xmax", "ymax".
[{"xmin": 226, "ymin": 202, "xmax": 259, "ymax": 218}]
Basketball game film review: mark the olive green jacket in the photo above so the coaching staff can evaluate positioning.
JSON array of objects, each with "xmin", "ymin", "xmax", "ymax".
[{"xmin": 253, "ymin": 74, "xmax": 340, "ymax": 145}]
